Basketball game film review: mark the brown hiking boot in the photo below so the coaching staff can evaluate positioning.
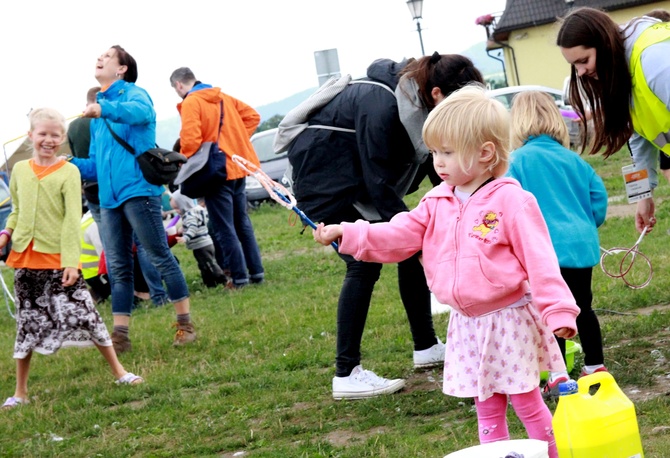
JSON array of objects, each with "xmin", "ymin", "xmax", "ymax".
[
  {"xmin": 173, "ymin": 322, "xmax": 197, "ymax": 346},
  {"xmin": 111, "ymin": 331, "xmax": 132, "ymax": 354}
]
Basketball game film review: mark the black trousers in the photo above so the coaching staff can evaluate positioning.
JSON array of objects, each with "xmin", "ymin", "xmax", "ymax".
[
  {"xmin": 333, "ymin": 251, "xmax": 437, "ymax": 377},
  {"xmin": 193, "ymin": 245, "xmax": 227, "ymax": 287},
  {"xmin": 557, "ymin": 267, "xmax": 604, "ymax": 366}
]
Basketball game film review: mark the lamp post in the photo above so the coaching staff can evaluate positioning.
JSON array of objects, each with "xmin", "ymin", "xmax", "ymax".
[{"xmin": 406, "ymin": 0, "xmax": 425, "ymax": 56}]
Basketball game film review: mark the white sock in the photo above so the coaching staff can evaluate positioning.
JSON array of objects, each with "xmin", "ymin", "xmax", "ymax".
[
  {"xmin": 549, "ymin": 371, "xmax": 569, "ymax": 383},
  {"xmin": 582, "ymin": 364, "xmax": 605, "ymax": 375}
]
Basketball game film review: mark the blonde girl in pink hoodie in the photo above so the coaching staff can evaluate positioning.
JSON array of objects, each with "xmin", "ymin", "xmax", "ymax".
[{"xmin": 314, "ymin": 84, "xmax": 579, "ymax": 458}]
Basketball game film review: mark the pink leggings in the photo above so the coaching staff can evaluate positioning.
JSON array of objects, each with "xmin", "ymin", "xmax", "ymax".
[{"xmin": 474, "ymin": 388, "xmax": 557, "ymax": 458}]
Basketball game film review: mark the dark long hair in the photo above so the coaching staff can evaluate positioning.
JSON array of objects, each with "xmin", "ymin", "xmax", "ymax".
[
  {"xmin": 112, "ymin": 45, "xmax": 138, "ymax": 83},
  {"xmin": 556, "ymin": 7, "xmax": 633, "ymax": 157},
  {"xmin": 399, "ymin": 52, "xmax": 484, "ymax": 111}
]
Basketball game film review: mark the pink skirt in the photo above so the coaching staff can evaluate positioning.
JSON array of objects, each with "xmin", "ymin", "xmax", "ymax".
[{"xmin": 442, "ymin": 301, "xmax": 565, "ymax": 401}]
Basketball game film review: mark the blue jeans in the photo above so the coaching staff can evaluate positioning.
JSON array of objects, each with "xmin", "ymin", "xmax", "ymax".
[
  {"xmin": 207, "ymin": 216, "xmax": 227, "ymax": 272},
  {"xmin": 87, "ymin": 200, "xmax": 110, "ymax": 286},
  {"xmin": 99, "ymin": 196, "xmax": 189, "ymax": 316},
  {"xmin": 87, "ymin": 200, "xmax": 101, "ymax": 225},
  {"xmin": 205, "ymin": 178, "xmax": 264, "ymax": 286},
  {"xmin": 134, "ymin": 234, "xmax": 169, "ymax": 306}
]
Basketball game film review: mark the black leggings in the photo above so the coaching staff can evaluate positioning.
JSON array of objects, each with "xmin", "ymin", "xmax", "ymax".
[
  {"xmin": 557, "ymin": 267, "xmax": 604, "ymax": 366},
  {"xmin": 334, "ymin": 251, "xmax": 437, "ymax": 377}
]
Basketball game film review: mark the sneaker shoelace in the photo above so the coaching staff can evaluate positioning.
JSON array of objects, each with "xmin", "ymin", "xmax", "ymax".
[{"xmin": 357, "ymin": 370, "xmax": 389, "ymax": 387}]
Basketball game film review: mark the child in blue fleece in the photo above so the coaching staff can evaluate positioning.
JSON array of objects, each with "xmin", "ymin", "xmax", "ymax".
[{"xmin": 507, "ymin": 90, "xmax": 608, "ymax": 399}]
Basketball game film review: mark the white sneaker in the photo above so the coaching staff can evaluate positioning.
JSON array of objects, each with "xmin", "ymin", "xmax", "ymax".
[
  {"xmin": 332, "ymin": 365, "xmax": 405, "ymax": 400},
  {"xmin": 413, "ymin": 338, "xmax": 446, "ymax": 369}
]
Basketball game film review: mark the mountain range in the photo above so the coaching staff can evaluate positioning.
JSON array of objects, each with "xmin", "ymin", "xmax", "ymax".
[{"xmin": 156, "ymin": 42, "xmax": 504, "ymax": 149}]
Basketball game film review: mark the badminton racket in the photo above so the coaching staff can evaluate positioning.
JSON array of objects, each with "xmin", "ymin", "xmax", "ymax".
[
  {"xmin": 232, "ymin": 154, "xmax": 338, "ymax": 250},
  {"xmin": 599, "ymin": 227, "xmax": 652, "ymax": 289}
]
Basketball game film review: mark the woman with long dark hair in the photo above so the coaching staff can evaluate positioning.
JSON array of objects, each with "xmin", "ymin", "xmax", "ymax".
[
  {"xmin": 287, "ymin": 52, "xmax": 484, "ymax": 400},
  {"xmin": 557, "ymin": 7, "xmax": 670, "ymax": 233}
]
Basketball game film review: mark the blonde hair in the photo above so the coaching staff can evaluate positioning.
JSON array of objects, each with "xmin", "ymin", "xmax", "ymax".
[
  {"xmin": 28, "ymin": 107, "xmax": 67, "ymax": 135},
  {"xmin": 422, "ymin": 84, "xmax": 510, "ymax": 177},
  {"xmin": 509, "ymin": 91, "xmax": 570, "ymax": 149}
]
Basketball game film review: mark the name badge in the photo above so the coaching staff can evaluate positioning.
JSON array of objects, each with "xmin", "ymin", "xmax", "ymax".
[{"xmin": 622, "ymin": 164, "xmax": 652, "ymax": 204}]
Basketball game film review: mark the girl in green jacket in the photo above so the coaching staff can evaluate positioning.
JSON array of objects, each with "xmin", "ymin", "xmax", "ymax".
[{"xmin": 1, "ymin": 108, "xmax": 143, "ymax": 410}]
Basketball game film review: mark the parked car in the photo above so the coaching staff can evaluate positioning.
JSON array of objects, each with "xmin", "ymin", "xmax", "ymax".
[
  {"xmin": 487, "ymin": 85, "xmax": 583, "ymax": 147},
  {"xmin": 246, "ymin": 128, "xmax": 291, "ymax": 207}
]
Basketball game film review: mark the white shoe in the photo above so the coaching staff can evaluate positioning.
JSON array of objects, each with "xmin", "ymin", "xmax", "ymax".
[
  {"xmin": 332, "ymin": 365, "xmax": 405, "ymax": 400},
  {"xmin": 413, "ymin": 338, "xmax": 445, "ymax": 369}
]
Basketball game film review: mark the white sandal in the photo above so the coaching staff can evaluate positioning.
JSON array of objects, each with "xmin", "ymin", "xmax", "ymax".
[
  {"xmin": 2, "ymin": 396, "xmax": 28, "ymax": 409},
  {"xmin": 115, "ymin": 372, "xmax": 144, "ymax": 385}
]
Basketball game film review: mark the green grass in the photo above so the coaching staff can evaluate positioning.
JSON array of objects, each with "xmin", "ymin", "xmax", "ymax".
[{"xmin": 2, "ymin": 151, "xmax": 670, "ymax": 456}]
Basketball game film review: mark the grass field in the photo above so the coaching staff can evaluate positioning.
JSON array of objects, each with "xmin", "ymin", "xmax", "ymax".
[{"xmin": 2, "ymin": 150, "xmax": 670, "ymax": 457}]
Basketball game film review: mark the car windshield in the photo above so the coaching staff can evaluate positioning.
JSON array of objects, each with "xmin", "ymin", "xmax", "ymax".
[
  {"xmin": 492, "ymin": 91, "xmax": 563, "ymax": 110},
  {"xmin": 252, "ymin": 131, "xmax": 285, "ymax": 162}
]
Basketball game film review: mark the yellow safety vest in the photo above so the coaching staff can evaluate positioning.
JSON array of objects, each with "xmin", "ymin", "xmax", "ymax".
[
  {"xmin": 629, "ymin": 22, "xmax": 670, "ymax": 154},
  {"xmin": 80, "ymin": 215, "xmax": 100, "ymax": 280}
]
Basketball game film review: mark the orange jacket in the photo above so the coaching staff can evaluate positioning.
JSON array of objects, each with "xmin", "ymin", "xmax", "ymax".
[{"xmin": 177, "ymin": 86, "xmax": 260, "ymax": 181}]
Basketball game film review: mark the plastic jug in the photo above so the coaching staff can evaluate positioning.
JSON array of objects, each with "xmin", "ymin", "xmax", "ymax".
[{"xmin": 552, "ymin": 372, "xmax": 644, "ymax": 457}]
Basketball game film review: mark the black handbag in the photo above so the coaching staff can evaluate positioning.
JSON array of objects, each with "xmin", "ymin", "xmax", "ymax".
[
  {"xmin": 173, "ymin": 101, "xmax": 228, "ymax": 198},
  {"xmin": 104, "ymin": 120, "xmax": 187, "ymax": 186}
]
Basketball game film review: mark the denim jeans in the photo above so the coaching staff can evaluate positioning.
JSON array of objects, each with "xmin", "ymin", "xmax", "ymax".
[
  {"xmin": 87, "ymin": 200, "xmax": 101, "ymax": 225},
  {"xmin": 134, "ymin": 234, "xmax": 169, "ymax": 306},
  {"xmin": 99, "ymin": 196, "xmax": 189, "ymax": 316},
  {"xmin": 204, "ymin": 178, "xmax": 264, "ymax": 286},
  {"xmin": 207, "ymin": 216, "xmax": 227, "ymax": 272},
  {"xmin": 86, "ymin": 200, "xmax": 110, "ymax": 286}
]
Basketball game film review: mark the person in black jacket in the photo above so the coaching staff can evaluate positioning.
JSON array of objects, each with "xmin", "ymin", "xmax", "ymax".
[
  {"xmin": 67, "ymin": 86, "xmax": 101, "ymax": 218},
  {"xmin": 288, "ymin": 54, "xmax": 484, "ymax": 400}
]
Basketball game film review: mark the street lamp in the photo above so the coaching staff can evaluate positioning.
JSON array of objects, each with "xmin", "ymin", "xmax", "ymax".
[{"xmin": 406, "ymin": 0, "xmax": 425, "ymax": 56}]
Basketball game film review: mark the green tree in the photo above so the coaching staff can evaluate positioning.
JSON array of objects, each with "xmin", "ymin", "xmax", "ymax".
[{"xmin": 256, "ymin": 114, "xmax": 284, "ymax": 133}]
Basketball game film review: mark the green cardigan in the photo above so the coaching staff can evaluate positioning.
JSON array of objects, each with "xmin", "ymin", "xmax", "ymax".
[{"xmin": 6, "ymin": 160, "xmax": 82, "ymax": 268}]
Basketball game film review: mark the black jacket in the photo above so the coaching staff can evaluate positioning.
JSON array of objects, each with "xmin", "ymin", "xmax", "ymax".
[
  {"xmin": 287, "ymin": 58, "xmax": 416, "ymax": 224},
  {"xmin": 67, "ymin": 116, "xmax": 100, "ymax": 205}
]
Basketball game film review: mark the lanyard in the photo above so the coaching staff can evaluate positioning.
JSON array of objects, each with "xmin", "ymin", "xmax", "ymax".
[{"xmin": 470, "ymin": 176, "xmax": 495, "ymax": 197}]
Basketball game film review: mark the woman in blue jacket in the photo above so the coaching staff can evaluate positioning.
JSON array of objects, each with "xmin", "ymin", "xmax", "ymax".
[
  {"xmin": 72, "ymin": 45, "xmax": 196, "ymax": 353},
  {"xmin": 507, "ymin": 91, "xmax": 608, "ymax": 399}
]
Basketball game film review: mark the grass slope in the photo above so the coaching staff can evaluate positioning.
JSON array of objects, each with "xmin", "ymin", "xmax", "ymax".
[{"xmin": 1, "ymin": 150, "xmax": 670, "ymax": 456}]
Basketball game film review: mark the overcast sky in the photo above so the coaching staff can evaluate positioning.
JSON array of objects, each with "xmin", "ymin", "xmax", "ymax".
[{"xmin": 0, "ymin": 0, "xmax": 505, "ymax": 153}]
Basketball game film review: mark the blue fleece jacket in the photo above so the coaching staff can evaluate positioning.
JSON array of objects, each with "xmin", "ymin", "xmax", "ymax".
[
  {"xmin": 507, "ymin": 135, "xmax": 608, "ymax": 268},
  {"xmin": 72, "ymin": 79, "xmax": 162, "ymax": 208}
]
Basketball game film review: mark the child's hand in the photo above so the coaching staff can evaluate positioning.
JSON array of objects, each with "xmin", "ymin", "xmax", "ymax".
[
  {"xmin": 0, "ymin": 229, "xmax": 12, "ymax": 249},
  {"xmin": 313, "ymin": 223, "xmax": 343, "ymax": 246},
  {"xmin": 62, "ymin": 267, "xmax": 79, "ymax": 287},
  {"xmin": 554, "ymin": 327, "xmax": 576, "ymax": 339},
  {"xmin": 176, "ymin": 236, "xmax": 185, "ymax": 244}
]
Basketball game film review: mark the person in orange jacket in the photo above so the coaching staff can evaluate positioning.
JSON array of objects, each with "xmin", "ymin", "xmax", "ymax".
[{"xmin": 170, "ymin": 67, "xmax": 264, "ymax": 288}]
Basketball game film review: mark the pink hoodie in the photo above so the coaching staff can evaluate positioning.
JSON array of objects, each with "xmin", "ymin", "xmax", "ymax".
[{"xmin": 339, "ymin": 178, "xmax": 578, "ymax": 336}]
